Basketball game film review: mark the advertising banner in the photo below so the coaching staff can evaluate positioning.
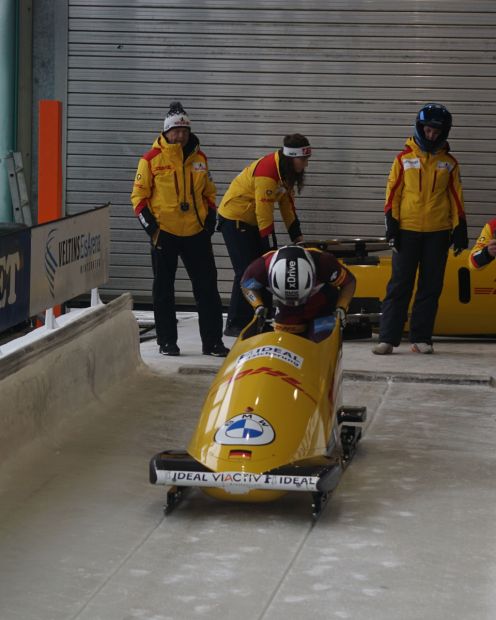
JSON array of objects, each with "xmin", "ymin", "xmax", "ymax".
[
  {"xmin": 0, "ymin": 227, "xmax": 31, "ymax": 332},
  {"xmin": 29, "ymin": 204, "xmax": 110, "ymax": 316}
]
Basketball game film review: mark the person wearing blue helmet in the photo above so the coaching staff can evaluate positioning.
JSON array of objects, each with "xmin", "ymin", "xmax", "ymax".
[
  {"xmin": 414, "ymin": 103, "xmax": 453, "ymax": 153},
  {"xmin": 372, "ymin": 103, "xmax": 469, "ymax": 355}
]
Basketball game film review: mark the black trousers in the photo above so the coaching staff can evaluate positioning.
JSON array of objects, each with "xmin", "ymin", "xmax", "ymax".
[
  {"xmin": 151, "ymin": 229, "xmax": 223, "ymax": 347},
  {"xmin": 379, "ymin": 229, "xmax": 451, "ymax": 346},
  {"xmin": 219, "ymin": 216, "xmax": 270, "ymax": 328}
]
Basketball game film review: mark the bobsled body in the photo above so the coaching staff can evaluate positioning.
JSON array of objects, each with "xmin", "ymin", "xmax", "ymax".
[
  {"xmin": 188, "ymin": 320, "xmax": 343, "ymax": 502},
  {"xmin": 346, "ymin": 249, "xmax": 496, "ymax": 336},
  {"xmin": 150, "ymin": 316, "xmax": 365, "ymax": 515},
  {"xmin": 301, "ymin": 240, "xmax": 496, "ymax": 337}
]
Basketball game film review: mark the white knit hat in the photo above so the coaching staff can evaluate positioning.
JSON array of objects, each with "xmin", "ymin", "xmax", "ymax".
[{"xmin": 163, "ymin": 101, "xmax": 191, "ymax": 133}]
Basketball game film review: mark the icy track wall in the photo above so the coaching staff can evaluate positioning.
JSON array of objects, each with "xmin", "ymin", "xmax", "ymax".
[{"xmin": 0, "ymin": 294, "xmax": 142, "ymax": 464}]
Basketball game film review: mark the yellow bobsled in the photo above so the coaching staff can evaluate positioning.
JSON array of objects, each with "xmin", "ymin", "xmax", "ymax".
[
  {"xmin": 150, "ymin": 315, "xmax": 366, "ymax": 518},
  {"xmin": 303, "ymin": 239, "xmax": 496, "ymax": 337}
]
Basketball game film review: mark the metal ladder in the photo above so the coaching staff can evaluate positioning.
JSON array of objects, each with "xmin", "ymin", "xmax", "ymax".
[{"xmin": 5, "ymin": 151, "xmax": 32, "ymax": 226}]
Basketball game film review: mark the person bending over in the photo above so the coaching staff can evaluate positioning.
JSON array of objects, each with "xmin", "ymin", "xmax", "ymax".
[{"xmin": 218, "ymin": 134, "xmax": 311, "ymax": 337}]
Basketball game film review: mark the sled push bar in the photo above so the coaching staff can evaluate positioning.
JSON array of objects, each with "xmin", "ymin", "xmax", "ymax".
[{"xmin": 299, "ymin": 237, "xmax": 390, "ymax": 258}]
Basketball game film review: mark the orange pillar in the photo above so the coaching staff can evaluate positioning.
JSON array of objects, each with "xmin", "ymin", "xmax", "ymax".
[{"xmin": 38, "ymin": 100, "xmax": 63, "ymax": 223}]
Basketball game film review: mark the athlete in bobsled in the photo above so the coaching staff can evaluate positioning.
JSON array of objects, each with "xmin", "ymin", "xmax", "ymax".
[
  {"xmin": 241, "ymin": 244, "xmax": 355, "ymax": 340},
  {"xmin": 149, "ymin": 245, "xmax": 366, "ymax": 518}
]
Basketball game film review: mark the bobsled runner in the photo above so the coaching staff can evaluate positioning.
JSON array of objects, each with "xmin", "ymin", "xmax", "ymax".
[
  {"xmin": 304, "ymin": 239, "xmax": 496, "ymax": 338},
  {"xmin": 150, "ymin": 313, "xmax": 366, "ymax": 519}
]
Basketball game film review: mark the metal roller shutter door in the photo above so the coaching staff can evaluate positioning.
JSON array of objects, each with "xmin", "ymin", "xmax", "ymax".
[{"xmin": 66, "ymin": 0, "xmax": 496, "ymax": 304}]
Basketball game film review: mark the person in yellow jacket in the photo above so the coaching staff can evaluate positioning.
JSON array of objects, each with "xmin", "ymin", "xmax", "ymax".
[
  {"xmin": 469, "ymin": 218, "xmax": 496, "ymax": 269},
  {"xmin": 218, "ymin": 134, "xmax": 311, "ymax": 337},
  {"xmin": 131, "ymin": 101, "xmax": 228, "ymax": 357},
  {"xmin": 373, "ymin": 103, "xmax": 468, "ymax": 356}
]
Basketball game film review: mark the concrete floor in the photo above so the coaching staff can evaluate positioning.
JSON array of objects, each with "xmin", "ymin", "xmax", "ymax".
[{"xmin": 1, "ymin": 315, "xmax": 495, "ymax": 620}]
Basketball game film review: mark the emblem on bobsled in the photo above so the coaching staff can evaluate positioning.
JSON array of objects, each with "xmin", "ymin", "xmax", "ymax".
[{"xmin": 215, "ymin": 413, "xmax": 275, "ymax": 445}]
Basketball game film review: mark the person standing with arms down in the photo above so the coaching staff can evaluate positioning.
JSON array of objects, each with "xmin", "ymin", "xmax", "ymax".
[
  {"xmin": 469, "ymin": 218, "xmax": 496, "ymax": 269},
  {"xmin": 372, "ymin": 103, "xmax": 468, "ymax": 355},
  {"xmin": 218, "ymin": 134, "xmax": 311, "ymax": 337},
  {"xmin": 131, "ymin": 102, "xmax": 229, "ymax": 357}
]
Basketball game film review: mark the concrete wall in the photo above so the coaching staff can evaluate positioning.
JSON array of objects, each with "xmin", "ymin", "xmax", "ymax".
[{"xmin": 0, "ymin": 293, "xmax": 143, "ymax": 464}]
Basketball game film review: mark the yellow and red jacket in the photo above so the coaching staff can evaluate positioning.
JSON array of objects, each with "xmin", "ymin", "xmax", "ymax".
[
  {"xmin": 218, "ymin": 151, "xmax": 302, "ymax": 241},
  {"xmin": 131, "ymin": 133, "xmax": 216, "ymax": 237},
  {"xmin": 385, "ymin": 137, "xmax": 465, "ymax": 232},
  {"xmin": 469, "ymin": 218, "xmax": 496, "ymax": 270}
]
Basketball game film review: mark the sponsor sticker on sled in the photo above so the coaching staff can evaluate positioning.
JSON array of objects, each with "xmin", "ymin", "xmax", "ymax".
[
  {"xmin": 215, "ymin": 413, "xmax": 275, "ymax": 446},
  {"xmin": 154, "ymin": 469, "xmax": 320, "ymax": 492},
  {"xmin": 236, "ymin": 345, "xmax": 303, "ymax": 369}
]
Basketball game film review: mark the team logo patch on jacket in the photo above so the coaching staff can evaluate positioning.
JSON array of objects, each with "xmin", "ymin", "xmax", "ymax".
[
  {"xmin": 436, "ymin": 161, "xmax": 454, "ymax": 172},
  {"xmin": 403, "ymin": 158, "xmax": 420, "ymax": 170}
]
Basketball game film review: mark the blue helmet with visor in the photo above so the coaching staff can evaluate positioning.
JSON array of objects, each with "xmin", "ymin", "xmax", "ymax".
[{"xmin": 414, "ymin": 103, "xmax": 452, "ymax": 153}]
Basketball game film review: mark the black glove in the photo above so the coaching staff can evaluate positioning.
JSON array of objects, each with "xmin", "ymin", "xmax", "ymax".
[
  {"xmin": 260, "ymin": 235, "xmax": 271, "ymax": 253},
  {"xmin": 452, "ymin": 218, "xmax": 468, "ymax": 256},
  {"xmin": 254, "ymin": 305, "xmax": 268, "ymax": 333},
  {"xmin": 288, "ymin": 217, "xmax": 302, "ymax": 242},
  {"xmin": 152, "ymin": 229, "xmax": 162, "ymax": 249},
  {"xmin": 137, "ymin": 204, "xmax": 159, "ymax": 238},
  {"xmin": 204, "ymin": 209, "xmax": 216, "ymax": 236},
  {"xmin": 385, "ymin": 211, "xmax": 401, "ymax": 252},
  {"xmin": 335, "ymin": 306, "xmax": 347, "ymax": 328}
]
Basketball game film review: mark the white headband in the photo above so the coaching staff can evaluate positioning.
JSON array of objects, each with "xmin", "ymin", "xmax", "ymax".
[{"xmin": 282, "ymin": 145, "xmax": 312, "ymax": 158}]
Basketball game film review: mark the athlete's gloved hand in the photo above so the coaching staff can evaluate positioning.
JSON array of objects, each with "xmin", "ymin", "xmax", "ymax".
[
  {"xmin": 487, "ymin": 239, "xmax": 496, "ymax": 258},
  {"xmin": 255, "ymin": 305, "xmax": 268, "ymax": 332},
  {"xmin": 137, "ymin": 203, "xmax": 159, "ymax": 239},
  {"xmin": 335, "ymin": 306, "xmax": 347, "ymax": 328},
  {"xmin": 385, "ymin": 211, "xmax": 401, "ymax": 253},
  {"xmin": 152, "ymin": 229, "xmax": 162, "ymax": 249},
  {"xmin": 259, "ymin": 234, "xmax": 271, "ymax": 253},
  {"xmin": 452, "ymin": 218, "xmax": 469, "ymax": 256},
  {"xmin": 204, "ymin": 209, "xmax": 216, "ymax": 236}
]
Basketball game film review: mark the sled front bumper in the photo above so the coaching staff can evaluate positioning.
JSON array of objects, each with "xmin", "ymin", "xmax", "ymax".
[{"xmin": 150, "ymin": 451, "xmax": 342, "ymax": 494}]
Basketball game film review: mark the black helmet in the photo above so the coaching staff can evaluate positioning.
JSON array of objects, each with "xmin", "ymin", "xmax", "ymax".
[
  {"xmin": 414, "ymin": 103, "xmax": 452, "ymax": 153},
  {"xmin": 268, "ymin": 245, "xmax": 316, "ymax": 307}
]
